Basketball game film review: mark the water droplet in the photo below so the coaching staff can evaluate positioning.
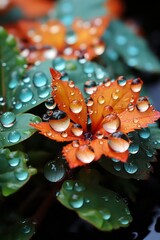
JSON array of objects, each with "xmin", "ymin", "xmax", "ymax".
[
  {"xmin": 72, "ymin": 140, "xmax": 79, "ymax": 147},
  {"xmin": 33, "ymin": 72, "xmax": 48, "ymax": 87},
  {"xmin": 0, "ymin": 112, "xmax": 16, "ymax": 128},
  {"xmin": 118, "ymin": 216, "xmax": 130, "ymax": 225},
  {"xmin": 69, "ymin": 100, "xmax": 82, "ymax": 114},
  {"xmin": 44, "ymin": 160, "xmax": 65, "ymax": 182},
  {"xmin": 128, "ymin": 103, "xmax": 135, "ymax": 111},
  {"xmin": 146, "ymin": 150, "xmax": 153, "ymax": 157},
  {"xmin": 8, "ymin": 131, "xmax": 21, "ymax": 143},
  {"xmin": 97, "ymin": 95, "xmax": 105, "ymax": 104},
  {"xmin": 53, "ymin": 57, "xmax": 66, "ymax": 71},
  {"xmin": 124, "ymin": 162, "xmax": 138, "ymax": 174},
  {"xmin": 138, "ymin": 128, "xmax": 150, "ymax": 139},
  {"xmin": 127, "ymin": 45, "xmax": 139, "ymax": 56},
  {"xmin": 74, "ymin": 181, "xmax": 86, "ymax": 192},
  {"xmin": 115, "ymin": 35, "xmax": 127, "ymax": 45},
  {"xmin": 114, "ymin": 165, "xmax": 121, "ymax": 171},
  {"xmin": 38, "ymin": 86, "xmax": 50, "ymax": 98},
  {"xmin": 63, "ymin": 180, "xmax": 74, "ymax": 190},
  {"xmin": 43, "ymin": 48, "xmax": 57, "ymax": 59},
  {"xmin": 84, "ymin": 80, "xmax": 97, "ymax": 95},
  {"xmin": 95, "ymin": 68, "xmax": 105, "ymax": 79},
  {"xmin": 76, "ymin": 145, "xmax": 95, "ymax": 163},
  {"xmin": 112, "ymin": 90, "xmax": 119, "ymax": 100},
  {"xmin": 8, "ymin": 157, "xmax": 20, "ymax": 167},
  {"xmin": 19, "ymin": 87, "xmax": 33, "ymax": 103},
  {"xmin": 68, "ymin": 80, "xmax": 75, "ymax": 88},
  {"xmin": 95, "ymin": 131, "xmax": 104, "ymax": 139},
  {"xmin": 111, "ymin": 158, "xmax": 120, "ymax": 162},
  {"xmin": 102, "ymin": 113, "xmax": 120, "ymax": 133},
  {"xmin": 65, "ymin": 30, "xmax": 77, "ymax": 44},
  {"xmin": 49, "ymin": 110, "xmax": 70, "ymax": 132},
  {"xmin": 71, "ymin": 124, "xmax": 83, "ymax": 136},
  {"xmin": 136, "ymin": 97, "xmax": 149, "ymax": 112},
  {"xmin": 86, "ymin": 97, "xmax": 94, "ymax": 106},
  {"xmin": 9, "ymin": 71, "xmax": 19, "ymax": 89},
  {"xmin": 21, "ymin": 225, "xmax": 31, "ymax": 234},
  {"xmin": 61, "ymin": 131, "xmax": 68, "ymax": 138},
  {"xmin": 45, "ymin": 97, "xmax": 56, "ymax": 109},
  {"xmin": 60, "ymin": 71, "xmax": 69, "ymax": 81},
  {"xmin": 99, "ymin": 209, "xmax": 111, "ymax": 220},
  {"xmin": 15, "ymin": 170, "xmax": 29, "ymax": 181},
  {"xmin": 102, "ymin": 105, "xmax": 113, "ymax": 117},
  {"xmin": 83, "ymin": 62, "xmax": 94, "ymax": 74},
  {"xmin": 65, "ymin": 61, "xmax": 77, "ymax": 70},
  {"xmin": 117, "ymin": 76, "xmax": 127, "ymax": 86},
  {"xmin": 108, "ymin": 132, "xmax": 130, "ymax": 153},
  {"xmin": 103, "ymin": 78, "xmax": 111, "ymax": 87},
  {"xmin": 69, "ymin": 194, "xmax": 84, "ymax": 208},
  {"xmin": 129, "ymin": 143, "xmax": 139, "ymax": 154},
  {"xmin": 131, "ymin": 77, "xmax": 143, "ymax": 92},
  {"xmin": 14, "ymin": 101, "xmax": 23, "ymax": 110}
]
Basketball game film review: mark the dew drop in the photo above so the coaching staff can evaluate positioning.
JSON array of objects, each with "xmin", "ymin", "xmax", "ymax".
[
  {"xmin": 108, "ymin": 132, "xmax": 130, "ymax": 153},
  {"xmin": 21, "ymin": 225, "xmax": 31, "ymax": 234},
  {"xmin": 102, "ymin": 113, "xmax": 120, "ymax": 133},
  {"xmin": 19, "ymin": 88, "xmax": 33, "ymax": 103},
  {"xmin": 124, "ymin": 162, "xmax": 138, "ymax": 174},
  {"xmin": 53, "ymin": 57, "xmax": 66, "ymax": 71},
  {"xmin": 43, "ymin": 48, "xmax": 57, "ymax": 59},
  {"xmin": 44, "ymin": 160, "xmax": 65, "ymax": 182},
  {"xmin": 138, "ymin": 128, "xmax": 150, "ymax": 139},
  {"xmin": 49, "ymin": 110, "xmax": 70, "ymax": 132},
  {"xmin": 33, "ymin": 72, "xmax": 48, "ymax": 87},
  {"xmin": 112, "ymin": 90, "xmax": 119, "ymax": 100},
  {"xmin": 74, "ymin": 181, "xmax": 86, "ymax": 192},
  {"xmin": 95, "ymin": 68, "xmax": 105, "ymax": 79},
  {"xmin": 8, "ymin": 157, "xmax": 20, "ymax": 167},
  {"xmin": 9, "ymin": 71, "xmax": 19, "ymax": 89},
  {"xmin": 115, "ymin": 35, "xmax": 127, "ymax": 45},
  {"xmin": 102, "ymin": 105, "xmax": 113, "ymax": 117},
  {"xmin": 97, "ymin": 95, "xmax": 105, "ymax": 104},
  {"xmin": 119, "ymin": 216, "xmax": 130, "ymax": 225},
  {"xmin": 69, "ymin": 100, "xmax": 82, "ymax": 113},
  {"xmin": 129, "ymin": 143, "xmax": 139, "ymax": 154},
  {"xmin": 76, "ymin": 145, "xmax": 95, "ymax": 163},
  {"xmin": 84, "ymin": 80, "xmax": 97, "ymax": 95},
  {"xmin": 95, "ymin": 131, "xmax": 104, "ymax": 139},
  {"xmin": 83, "ymin": 62, "xmax": 94, "ymax": 74},
  {"xmin": 72, "ymin": 140, "xmax": 80, "ymax": 147},
  {"xmin": 38, "ymin": 86, "xmax": 50, "ymax": 98},
  {"xmin": 99, "ymin": 209, "xmax": 111, "ymax": 220},
  {"xmin": 69, "ymin": 194, "xmax": 84, "ymax": 208},
  {"xmin": 61, "ymin": 131, "xmax": 68, "ymax": 138},
  {"xmin": 60, "ymin": 71, "xmax": 69, "ymax": 81},
  {"xmin": 71, "ymin": 124, "xmax": 83, "ymax": 136},
  {"xmin": 8, "ymin": 131, "xmax": 21, "ymax": 143},
  {"xmin": 14, "ymin": 101, "xmax": 23, "ymax": 110},
  {"xmin": 65, "ymin": 30, "xmax": 77, "ymax": 44},
  {"xmin": 136, "ymin": 97, "xmax": 149, "ymax": 112},
  {"xmin": 63, "ymin": 180, "xmax": 74, "ymax": 191},
  {"xmin": 86, "ymin": 97, "xmax": 94, "ymax": 106},
  {"xmin": 131, "ymin": 77, "xmax": 143, "ymax": 92},
  {"xmin": 15, "ymin": 170, "xmax": 29, "ymax": 181},
  {"xmin": 103, "ymin": 78, "xmax": 111, "ymax": 87},
  {"xmin": 45, "ymin": 97, "xmax": 56, "ymax": 109},
  {"xmin": 114, "ymin": 165, "xmax": 121, "ymax": 171},
  {"xmin": 0, "ymin": 112, "xmax": 16, "ymax": 128},
  {"xmin": 117, "ymin": 76, "xmax": 127, "ymax": 86}
]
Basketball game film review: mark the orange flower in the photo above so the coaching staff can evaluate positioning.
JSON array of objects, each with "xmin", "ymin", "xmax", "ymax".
[{"xmin": 30, "ymin": 69, "xmax": 160, "ymax": 168}]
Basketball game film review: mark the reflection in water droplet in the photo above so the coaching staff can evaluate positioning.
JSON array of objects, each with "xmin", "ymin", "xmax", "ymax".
[
  {"xmin": 8, "ymin": 157, "xmax": 20, "ymax": 167},
  {"xmin": 72, "ymin": 140, "xmax": 79, "ymax": 148},
  {"xmin": 8, "ymin": 131, "xmax": 21, "ymax": 143},
  {"xmin": 44, "ymin": 160, "xmax": 65, "ymax": 182},
  {"xmin": 97, "ymin": 95, "xmax": 105, "ymax": 104},
  {"xmin": 131, "ymin": 77, "xmax": 143, "ymax": 92},
  {"xmin": 69, "ymin": 194, "xmax": 84, "ymax": 208},
  {"xmin": 108, "ymin": 132, "xmax": 130, "ymax": 153},
  {"xmin": 95, "ymin": 131, "xmax": 104, "ymax": 139},
  {"xmin": 129, "ymin": 143, "xmax": 139, "ymax": 154},
  {"xmin": 114, "ymin": 165, "xmax": 121, "ymax": 171},
  {"xmin": 103, "ymin": 114, "xmax": 120, "ymax": 133},
  {"xmin": 0, "ymin": 112, "xmax": 16, "ymax": 128},
  {"xmin": 138, "ymin": 128, "xmax": 150, "ymax": 139},
  {"xmin": 38, "ymin": 86, "xmax": 50, "ymax": 98},
  {"xmin": 9, "ymin": 71, "xmax": 19, "ymax": 89},
  {"xmin": 19, "ymin": 88, "xmax": 33, "ymax": 103},
  {"xmin": 71, "ymin": 124, "xmax": 83, "ymax": 136},
  {"xmin": 84, "ymin": 80, "xmax": 97, "ymax": 95},
  {"xmin": 74, "ymin": 182, "xmax": 86, "ymax": 192},
  {"xmin": 49, "ymin": 110, "xmax": 70, "ymax": 132},
  {"xmin": 95, "ymin": 68, "xmax": 105, "ymax": 79},
  {"xmin": 70, "ymin": 100, "xmax": 82, "ymax": 113},
  {"xmin": 33, "ymin": 72, "xmax": 48, "ymax": 87},
  {"xmin": 136, "ymin": 97, "xmax": 149, "ymax": 112},
  {"xmin": 115, "ymin": 35, "xmax": 127, "ymax": 45},
  {"xmin": 117, "ymin": 76, "xmax": 127, "ymax": 86},
  {"xmin": 124, "ymin": 162, "xmax": 138, "ymax": 174},
  {"xmin": 76, "ymin": 145, "xmax": 95, "ymax": 163},
  {"xmin": 15, "ymin": 101, "xmax": 23, "ymax": 110},
  {"xmin": 53, "ymin": 57, "xmax": 66, "ymax": 71},
  {"xmin": 15, "ymin": 170, "xmax": 29, "ymax": 181},
  {"xmin": 45, "ymin": 97, "xmax": 56, "ymax": 109},
  {"xmin": 112, "ymin": 90, "xmax": 119, "ymax": 100},
  {"xmin": 63, "ymin": 180, "xmax": 74, "ymax": 190}
]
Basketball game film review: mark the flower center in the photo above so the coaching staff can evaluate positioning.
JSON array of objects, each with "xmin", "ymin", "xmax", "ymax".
[{"xmin": 84, "ymin": 132, "xmax": 93, "ymax": 141}]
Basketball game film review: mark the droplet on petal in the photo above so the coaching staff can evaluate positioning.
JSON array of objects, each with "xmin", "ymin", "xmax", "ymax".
[
  {"xmin": 102, "ymin": 105, "xmax": 113, "ymax": 117},
  {"xmin": 76, "ymin": 145, "xmax": 95, "ymax": 163},
  {"xmin": 108, "ymin": 132, "xmax": 130, "ymax": 153},
  {"xmin": 102, "ymin": 114, "xmax": 120, "ymax": 133},
  {"xmin": 97, "ymin": 95, "xmax": 105, "ymax": 104},
  {"xmin": 72, "ymin": 140, "xmax": 80, "ymax": 147},
  {"xmin": 117, "ymin": 76, "xmax": 127, "ymax": 86},
  {"xmin": 103, "ymin": 78, "xmax": 111, "ymax": 87},
  {"xmin": 69, "ymin": 100, "xmax": 83, "ymax": 113},
  {"xmin": 71, "ymin": 124, "xmax": 83, "ymax": 136},
  {"xmin": 136, "ymin": 97, "xmax": 149, "ymax": 112},
  {"xmin": 95, "ymin": 131, "xmax": 104, "ymax": 139},
  {"xmin": 49, "ymin": 110, "xmax": 70, "ymax": 132},
  {"xmin": 84, "ymin": 80, "xmax": 97, "ymax": 95},
  {"xmin": 127, "ymin": 103, "xmax": 135, "ymax": 111},
  {"xmin": 131, "ymin": 77, "xmax": 143, "ymax": 92}
]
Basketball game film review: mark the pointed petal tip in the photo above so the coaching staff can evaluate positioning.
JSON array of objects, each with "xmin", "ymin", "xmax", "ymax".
[{"xmin": 50, "ymin": 68, "xmax": 61, "ymax": 79}]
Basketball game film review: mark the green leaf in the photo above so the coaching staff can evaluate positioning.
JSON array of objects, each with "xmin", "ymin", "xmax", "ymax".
[
  {"xmin": 0, "ymin": 113, "xmax": 41, "ymax": 148},
  {"xmin": 0, "ymin": 26, "xmax": 26, "ymax": 112},
  {"xmin": 57, "ymin": 169, "xmax": 132, "ymax": 231},
  {"xmin": 12, "ymin": 58, "xmax": 110, "ymax": 114},
  {"xmin": 0, "ymin": 148, "xmax": 37, "ymax": 196},
  {"xmin": 102, "ymin": 20, "xmax": 160, "ymax": 73},
  {"xmin": 99, "ymin": 126, "xmax": 160, "ymax": 180}
]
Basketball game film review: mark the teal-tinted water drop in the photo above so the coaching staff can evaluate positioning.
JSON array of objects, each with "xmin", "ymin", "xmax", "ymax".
[
  {"xmin": 124, "ymin": 162, "xmax": 138, "ymax": 174},
  {"xmin": 9, "ymin": 71, "xmax": 19, "ymax": 89},
  {"xmin": 115, "ymin": 35, "xmax": 127, "ymax": 45},
  {"xmin": 45, "ymin": 97, "xmax": 56, "ymax": 109},
  {"xmin": 83, "ymin": 62, "xmax": 94, "ymax": 74},
  {"xmin": 95, "ymin": 68, "xmax": 105, "ymax": 79},
  {"xmin": 65, "ymin": 30, "xmax": 77, "ymax": 45},
  {"xmin": 99, "ymin": 209, "xmax": 111, "ymax": 220},
  {"xmin": 44, "ymin": 160, "xmax": 65, "ymax": 182},
  {"xmin": 138, "ymin": 128, "xmax": 150, "ymax": 139},
  {"xmin": 33, "ymin": 72, "xmax": 48, "ymax": 87},
  {"xmin": 21, "ymin": 225, "xmax": 31, "ymax": 234},
  {"xmin": 15, "ymin": 101, "xmax": 23, "ymax": 110},
  {"xmin": 69, "ymin": 194, "xmax": 84, "ymax": 208},
  {"xmin": 19, "ymin": 88, "xmax": 33, "ymax": 103},
  {"xmin": 63, "ymin": 180, "xmax": 74, "ymax": 191},
  {"xmin": 0, "ymin": 112, "xmax": 16, "ymax": 128},
  {"xmin": 8, "ymin": 130, "xmax": 21, "ymax": 143},
  {"xmin": 53, "ymin": 57, "xmax": 66, "ymax": 71},
  {"xmin": 60, "ymin": 72, "xmax": 69, "ymax": 81},
  {"xmin": 117, "ymin": 77, "xmax": 127, "ymax": 86},
  {"xmin": 111, "ymin": 158, "xmax": 120, "ymax": 163},
  {"xmin": 74, "ymin": 181, "xmax": 86, "ymax": 192},
  {"xmin": 60, "ymin": 15, "xmax": 73, "ymax": 26},
  {"xmin": 127, "ymin": 45, "xmax": 139, "ymax": 56},
  {"xmin": 15, "ymin": 170, "xmax": 29, "ymax": 181},
  {"xmin": 22, "ymin": 75, "xmax": 31, "ymax": 83},
  {"xmin": 146, "ymin": 150, "xmax": 153, "ymax": 157},
  {"xmin": 65, "ymin": 61, "xmax": 77, "ymax": 71},
  {"xmin": 119, "ymin": 216, "xmax": 129, "ymax": 225},
  {"xmin": 129, "ymin": 143, "xmax": 139, "ymax": 154},
  {"xmin": 127, "ymin": 58, "xmax": 138, "ymax": 67},
  {"xmin": 8, "ymin": 157, "xmax": 20, "ymax": 167},
  {"xmin": 38, "ymin": 86, "xmax": 50, "ymax": 98},
  {"xmin": 114, "ymin": 165, "xmax": 121, "ymax": 171}
]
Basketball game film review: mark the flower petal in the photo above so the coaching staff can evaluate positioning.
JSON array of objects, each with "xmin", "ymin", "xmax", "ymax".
[
  {"xmin": 50, "ymin": 68, "xmax": 88, "ymax": 131},
  {"xmin": 89, "ymin": 78, "xmax": 140, "ymax": 132}
]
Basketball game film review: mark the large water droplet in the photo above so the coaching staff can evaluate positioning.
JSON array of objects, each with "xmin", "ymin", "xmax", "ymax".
[
  {"xmin": 33, "ymin": 72, "xmax": 48, "ymax": 87},
  {"xmin": 19, "ymin": 88, "xmax": 33, "ymax": 103},
  {"xmin": 136, "ymin": 97, "xmax": 149, "ymax": 112},
  {"xmin": 49, "ymin": 110, "xmax": 70, "ymax": 132},
  {"xmin": 69, "ymin": 194, "xmax": 84, "ymax": 208},
  {"xmin": 15, "ymin": 170, "xmax": 29, "ymax": 181},
  {"xmin": 138, "ymin": 128, "xmax": 150, "ymax": 139},
  {"xmin": 8, "ymin": 131, "xmax": 21, "ymax": 143},
  {"xmin": 131, "ymin": 77, "xmax": 143, "ymax": 92},
  {"xmin": 69, "ymin": 100, "xmax": 82, "ymax": 113},
  {"xmin": 76, "ymin": 145, "xmax": 95, "ymax": 163},
  {"xmin": 71, "ymin": 124, "xmax": 83, "ymax": 136},
  {"xmin": 84, "ymin": 80, "xmax": 97, "ymax": 95},
  {"xmin": 8, "ymin": 157, "xmax": 20, "ymax": 167},
  {"xmin": 45, "ymin": 97, "xmax": 56, "ymax": 109},
  {"xmin": 124, "ymin": 162, "xmax": 138, "ymax": 174},
  {"xmin": 108, "ymin": 132, "xmax": 130, "ymax": 153},
  {"xmin": 53, "ymin": 57, "xmax": 66, "ymax": 71},
  {"xmin": 103, "ymin": 113, "xmax": 121, "ymax": 133},
  {"xmin": 0, "ymin": 112, "xmax": 16, "ymax": 128},
  {"xmin": 44, "ymin": 159, "xmax": 65, "ymax": 182},
  {"xmin": 38, "ymin": 86, "xmax": 50, "ymax": 98}
]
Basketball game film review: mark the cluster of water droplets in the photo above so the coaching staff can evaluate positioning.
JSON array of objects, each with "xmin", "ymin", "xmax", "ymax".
[{"xmin": 16, "ymin": 218, "xmax": 36, "ymax": 238}]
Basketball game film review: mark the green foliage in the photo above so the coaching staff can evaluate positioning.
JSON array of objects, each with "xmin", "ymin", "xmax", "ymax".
[
  {"xmin": 57, "ymin": 169, "xmax": 132, "ymax": 231},
  {"xmin": 0, "ymin": 148, "xmax": 37, "ymax": 196}
]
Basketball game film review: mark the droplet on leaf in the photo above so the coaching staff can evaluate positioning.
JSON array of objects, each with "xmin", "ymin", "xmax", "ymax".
[
  {"xmin": 8, "ymin": 130, "xmax": 21, "ymax": 143},
  {"xmin": 33, "ymin": 72, "xmax": 48, "ymax": 87},
  {"xmin": 0, "ymin": 112, "xmax": 16, "ymax": 128}
]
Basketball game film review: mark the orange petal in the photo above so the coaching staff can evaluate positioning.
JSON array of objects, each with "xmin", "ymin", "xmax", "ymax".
[
  {"xmin": 89, "ymin": 78, "xmax": 140, "ymax": 132},
  {"xmin": 119, "ymin": 105, "xmax": 160, "ymax": 133},
  {"xmin": 30, "ymin": 122, "xmax": 80, "ymax": 142},
  {"xmin": 50, "ymin": 68, "xmax": 88, "ymax": 131}
]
